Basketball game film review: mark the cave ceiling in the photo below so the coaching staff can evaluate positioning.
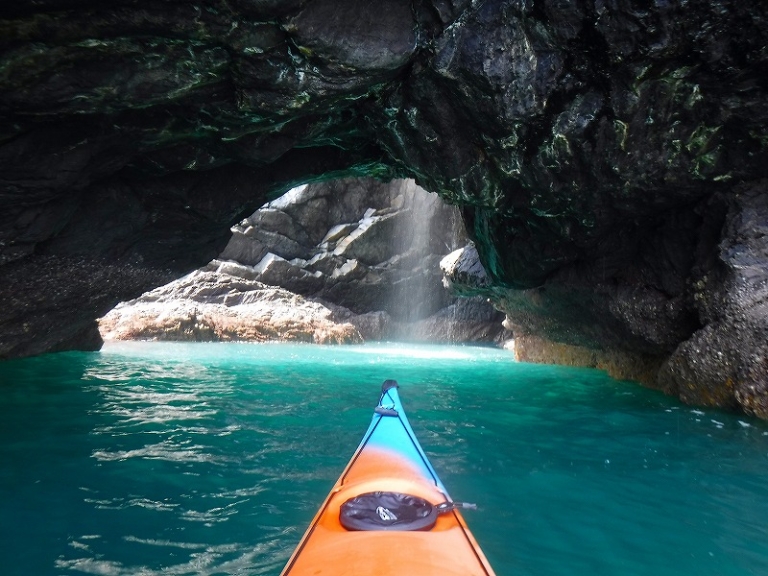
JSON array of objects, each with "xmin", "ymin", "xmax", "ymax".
[{"xmin": 1, "ymin": 0, "xmax": 767, "ymax": 414}]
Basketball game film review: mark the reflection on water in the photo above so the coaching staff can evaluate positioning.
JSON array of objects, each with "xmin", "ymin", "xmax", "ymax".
[
  {"xmin": 2, "ymin": 342, "xmax": 768, "ymax": 576},
  {"xmin": 55, "ymin": 536, "xmax": 287, "ymax": 576}
]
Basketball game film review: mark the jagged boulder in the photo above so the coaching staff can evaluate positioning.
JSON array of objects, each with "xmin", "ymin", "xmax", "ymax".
[
  {"xmin": 251, "ymin": 253, "xmax": 324, "ymax": 293},
  {"xmin": 440, "ymin": 245, "xmax": 492, "ymax": 295},
  {"xmin": 332, "ymin": 212, "xmax": 405, "ymax": 265},
  {"xmin": 217, "ymin": 178, "xmax": 478, "ymax": 325},
  {"xmin": 98, "ymin": 268, "xmax": 362, "ymax": 345},
  {"xmin": 101, "ymin": 178, "xmax": 509, "ymax": 345}
]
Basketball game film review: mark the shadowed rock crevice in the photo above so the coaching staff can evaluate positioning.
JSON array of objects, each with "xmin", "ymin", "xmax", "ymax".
[
  {"xmin": 659, "ymin": 182, "xmax": 768, "ymax": 417},
  {"xmin": 1, "ymin": 0, "xmax": 768, "ymax": 415}
]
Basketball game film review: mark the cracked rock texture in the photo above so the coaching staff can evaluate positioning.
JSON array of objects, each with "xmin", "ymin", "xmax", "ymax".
[
  {"xmin": 98, "ymin": 268, "xmax": 363, "ymax": 345},
  {"xmin": 102, "ymin": 178, "xmax": 509, "ymax": 344},
  {"xmin": 1, "ymin": 1, "xmax": 767, "ymax": 415}
]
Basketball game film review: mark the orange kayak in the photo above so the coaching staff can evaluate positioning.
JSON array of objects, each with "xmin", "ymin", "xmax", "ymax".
[{"xmin": 280, "ymin": 380, "xmax": 497, "ymax": 576}]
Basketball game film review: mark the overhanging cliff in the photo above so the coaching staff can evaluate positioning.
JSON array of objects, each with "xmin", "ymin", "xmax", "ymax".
[{"xmin": 1, "ymin": 1, "xmax": 767, "ymax": 415}]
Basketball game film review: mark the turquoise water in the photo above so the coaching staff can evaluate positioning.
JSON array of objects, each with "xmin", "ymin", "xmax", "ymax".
[{"xmin": 2, "ymin": 342, "xmax": 768, "ymax": 576}]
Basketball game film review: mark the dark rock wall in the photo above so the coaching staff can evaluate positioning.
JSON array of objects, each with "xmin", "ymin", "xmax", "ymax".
[
  {"xmin": 658, "ymin": 182, "xmax": 768, "ymax": 417},
  {"xmin": 1, "ymin": 1, "xmax": 767, "ymax": 414}
]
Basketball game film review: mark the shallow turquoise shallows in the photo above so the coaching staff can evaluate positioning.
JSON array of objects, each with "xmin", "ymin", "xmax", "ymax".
[{"xmin": 2, "ymin": 341, "xmax": 768, "ymax": 576}]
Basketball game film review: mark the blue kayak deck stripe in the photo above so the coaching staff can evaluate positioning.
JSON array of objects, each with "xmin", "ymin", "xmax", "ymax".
[
  {"xmin": 347, "ymin": 387, "xmax": 443, "ymax": 489},
  {"xmin": 282, "ymin": 386, "xmax": 486, "ymax": 575}
]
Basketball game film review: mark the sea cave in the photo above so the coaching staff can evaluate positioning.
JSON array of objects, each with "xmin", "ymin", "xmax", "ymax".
[{"xmin": 1, "ymin": 0, "xmax": 767, "ymax": 416}]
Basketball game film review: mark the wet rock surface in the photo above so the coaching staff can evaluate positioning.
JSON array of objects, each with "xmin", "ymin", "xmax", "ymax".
[
  {"xmin": 99, "ymin": 268, "xmax": 363, "ymax": 344},
  {"xmin": 658, "ymin": 182, "xmax": 768, "ymax": 417},
  {"xmin": 1, "ymin": 1, "xmax": 767, "ymax": 414},
  {"xmin": 224, "ymin": 178, "xmax": 465, "ymax": 320},
  {"xmin": 104, "ymin": 178, "xmax": 509, "ymax": 344}
]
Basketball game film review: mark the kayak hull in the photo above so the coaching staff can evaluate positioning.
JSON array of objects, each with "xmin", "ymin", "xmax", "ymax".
[{"xmin": 280, "ymin": 382, "xmax": 496, "ymax": 576}]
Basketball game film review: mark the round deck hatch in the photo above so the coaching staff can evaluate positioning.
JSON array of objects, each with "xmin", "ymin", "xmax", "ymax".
[{"xmin": 339, "ymin": 491, "xmax": 438, "ymax": 531}]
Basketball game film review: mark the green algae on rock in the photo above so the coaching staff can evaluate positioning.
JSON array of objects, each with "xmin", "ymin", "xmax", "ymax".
[{"xmin": 1, "ymin": 0, "xmax": 767, "ymax": 416}]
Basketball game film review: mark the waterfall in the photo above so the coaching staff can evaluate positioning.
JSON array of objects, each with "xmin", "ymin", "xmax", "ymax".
[
  {"xmin": 99, "ymin": 177, "xmax": 508, "ymax": 345},
  {"xmin": 386, "ymin": 180, "xmax": 468, "ymax": 339}
]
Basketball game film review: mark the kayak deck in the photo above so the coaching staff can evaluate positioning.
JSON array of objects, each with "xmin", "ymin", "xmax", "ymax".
[{"xmin": 281, "ymin": 381, "xmax": 496, "ymax": 576}]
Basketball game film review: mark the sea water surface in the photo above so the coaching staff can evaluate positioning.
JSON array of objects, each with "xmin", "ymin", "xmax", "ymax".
[{"xmin": 2, "ymin": 341, "xmax": 768, "ymax": 576}]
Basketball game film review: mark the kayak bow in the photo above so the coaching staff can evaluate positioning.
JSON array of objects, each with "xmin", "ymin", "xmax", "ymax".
[{"xmin": 280, "ymin": 380, "xmax": 496, "ymax": 576}]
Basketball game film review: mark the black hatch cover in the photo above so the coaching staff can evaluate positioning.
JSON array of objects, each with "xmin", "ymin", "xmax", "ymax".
[{"xmin": 339, "ymin": 491, "xmax": 438, "ymax": 531}]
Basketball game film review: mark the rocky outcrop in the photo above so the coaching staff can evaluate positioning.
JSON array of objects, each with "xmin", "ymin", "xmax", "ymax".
[
  {"xmin": 1, "ymin": 1, "xmax": 768, "ymax": 414},
  {"xmin": 99, "ymin": 267, "xmax": 362, "ymax": 344},
  {"xmin": 102, "ymin": 178, "xmax": 509, "ymax": 344},
  {"xmin": 658, "ymin": 183, "xmax": 768, "ymax": 417},
  {"xmin": 442, "ymin": 210, "xmax": 768, "ymax": 418},
  {"xmin": 221, "ymin": 178, "xmax": 466, "ymax": 320}
]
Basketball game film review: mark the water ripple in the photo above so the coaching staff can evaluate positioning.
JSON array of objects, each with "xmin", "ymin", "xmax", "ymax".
[
  {"xmin": 56, "ymin": 538, "xmax": 287, "ymax": 576},
  {"xmin": 83, "ymin": 496, "xmax": 179, "ymax": 512},
  {"xmin": 5, "ymin": 342, "xmax": 768, "ymax": 576},
  {"xmin": 180, "ymin": 500, "xmax": 249, "ymax": 525},
  {"xmin": 92, "ymin": 439, "xmax": 219, "ymax": 464}
]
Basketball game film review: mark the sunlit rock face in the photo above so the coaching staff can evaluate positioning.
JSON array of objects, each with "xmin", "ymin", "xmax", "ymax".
[
  {"xmin": 101, "ymin": 178, "xmax": 509, "ymax": 344},
  {"xmin": 98, "ymin": 268, "xmax": 364, "ymax": 345},
  {"xmin": 222, "ymin": 178, "xmax": 467, "ymax": 321},
  {"xmin": 1, "ymin": 1, "xmax": 767, "ymax": 414}
]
